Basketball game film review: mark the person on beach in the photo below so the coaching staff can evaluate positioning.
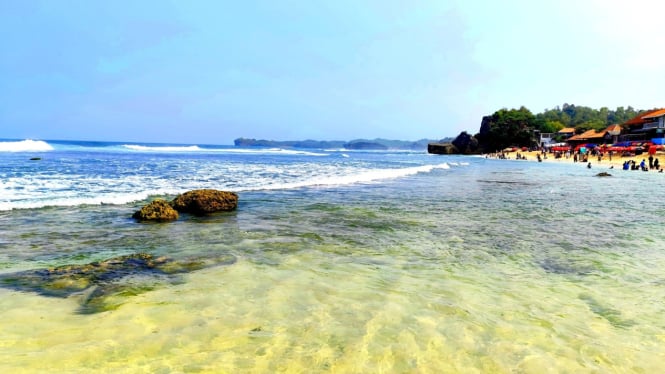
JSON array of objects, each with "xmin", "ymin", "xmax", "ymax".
[
  {"xmin": 649, "ymin": 155, "xmax": 654, "ymax": 169},
  {"xmin": 640, "ymin": 159, "xmax": 647, "ymax": 171},
  {"xmin": 655, "ymin": 158, "xmax": 660, "ymax": 171}
]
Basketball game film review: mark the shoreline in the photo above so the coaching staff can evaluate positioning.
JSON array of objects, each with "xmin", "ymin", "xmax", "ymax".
[{"xmin": 489, "ymin": 150, "xmax": 665, "ymax": 172}]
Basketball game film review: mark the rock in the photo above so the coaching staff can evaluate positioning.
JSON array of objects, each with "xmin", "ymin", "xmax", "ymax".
[
  {"xmin": 170, "ymin": 189, "xmax": 238, "ymax": 215},
  {"xmin": 132, "ymin": 199, "xmax": 179, "ymax": 222},
  {"xmin": 451, "ymin": 131, "xmax": 479, "ymax": 154},
  {"xmin": 0, "ymin": 253, "xmax": 168, "ymax": 298},
  {"xmin": 428, "ymin": 131, "xmax": 479, "ymax": 155},
  {"xmin": 596, "ymin": 172, "xmax": 612, "ymax": 177},
  {"xmin": 0, "ymin": 252, "xmax": 237, "ymax": 314},
  {"xmin": 427, "ymin": 143, "xmax": 458, "ymax": 154}
]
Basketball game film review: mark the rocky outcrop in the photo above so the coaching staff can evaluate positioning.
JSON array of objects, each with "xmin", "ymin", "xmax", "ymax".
[
  {"xmin": 170, "ymin": 189, "xmax": 238, "ymax": 215},
  {"xmin": 132, "ymin": 199, "xmax": 179, "ymax": 222},
  {"xmin": 427, "ymin": 143, "xmax": 458, "ymax": 154},
  {"xmin": 451, "ymin": 131, "xmax": 479, "ymax": 154},
  {"xmin": 428, "ymin": 131, "xmax": 480, "ymax": 155}
]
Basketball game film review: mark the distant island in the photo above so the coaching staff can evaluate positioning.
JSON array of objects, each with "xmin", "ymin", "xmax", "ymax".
[{"xmin": 234, "ymin": 137, "xmax": 451, "ymax": 151}]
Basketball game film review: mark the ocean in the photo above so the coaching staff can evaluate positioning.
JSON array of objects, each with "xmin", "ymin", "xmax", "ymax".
[{"xmin": 1, "ymin": 139, "xmax": 664, "ymax": 372}]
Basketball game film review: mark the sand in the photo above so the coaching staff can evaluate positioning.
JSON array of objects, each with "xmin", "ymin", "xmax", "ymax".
[{"xmin": 499, "ymin": 150, "xmax": 664, "ymax": 171}]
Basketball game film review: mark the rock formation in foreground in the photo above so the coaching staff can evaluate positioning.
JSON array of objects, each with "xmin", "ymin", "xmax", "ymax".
[
  {"xmin": 133, "ymin": 189, "xmax": 238, "ymax": 222},
  {"xmin": 132, "ymin": 199, "xmax": 179, "ymax": 222},
  {"xmin": 0, "ymin": 252, "xmax": 237, "ymax": 314},
  {"xmin": 170, "ymin": 189, "xmax": 238, "ymax": 215}
]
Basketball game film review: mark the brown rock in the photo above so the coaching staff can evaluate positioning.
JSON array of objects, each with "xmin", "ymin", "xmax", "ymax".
[
  {"xmin": 170, "ymin": 189, "xmax": 238, "ymax": 215},
  {"xmin": 427, "ymin": 143, "xmax": 458, "ymax": 154},
  {"xmin": 132, "ymin": 199, "xmax": 179, "ymax": 222}
]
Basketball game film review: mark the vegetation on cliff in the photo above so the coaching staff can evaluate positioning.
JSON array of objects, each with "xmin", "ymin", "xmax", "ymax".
[{"xmin": 431, "ymin": 103, "xmax": 650, "ymax": 154}]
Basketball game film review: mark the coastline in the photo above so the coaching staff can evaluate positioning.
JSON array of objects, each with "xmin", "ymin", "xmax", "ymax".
[{"xmin": 490, "ymin": 150, "xmax": 665, "ymax": 171}]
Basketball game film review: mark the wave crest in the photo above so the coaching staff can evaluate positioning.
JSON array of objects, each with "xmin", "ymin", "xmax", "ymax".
[
  {"xmin": 0, "ymin": 139, "xmax": 54, "ymax": 152},
  {"xmin": 123, "ymin": 145, "xmax": 203, "ymax": 152}
]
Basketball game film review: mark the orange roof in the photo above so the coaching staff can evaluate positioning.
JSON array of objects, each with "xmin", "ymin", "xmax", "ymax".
[
  {"xmin": 557, "ymin": 127, "xmax": 576, "ymax": 134},
  {"xmin": 624, "ymin": 108, "xmax": 665, "ymax": 126},
  {"xmin": 642, "ymin": 108, "xmax": 665, "ymax": 119},
  {"xmin": 568, "ymin": 129, "xmax": 606, "ymax": 141}
]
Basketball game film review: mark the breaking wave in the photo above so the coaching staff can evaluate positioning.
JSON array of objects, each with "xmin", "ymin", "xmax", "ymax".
[{"xmin": 0, "ymin": 139, "xmax": 54, "ymax": 152}]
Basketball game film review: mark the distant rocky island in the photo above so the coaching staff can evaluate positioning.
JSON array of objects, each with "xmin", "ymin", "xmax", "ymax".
[{"xmin": 234, "ymin": 137, "xmax": 450, "ymax": 151}]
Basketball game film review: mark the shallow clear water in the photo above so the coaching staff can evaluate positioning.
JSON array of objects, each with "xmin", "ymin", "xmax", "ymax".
[{"xmin": 1, "ymin": 140, "xmax": 665, "ymax": 372}]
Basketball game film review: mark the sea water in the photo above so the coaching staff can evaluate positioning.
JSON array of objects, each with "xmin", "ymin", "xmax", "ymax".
[{"xmin": 0, "ymin": 139, "xmax": 664, "ymax": 372}]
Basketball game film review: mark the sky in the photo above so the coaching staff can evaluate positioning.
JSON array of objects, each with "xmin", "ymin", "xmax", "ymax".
[{"xmin": 2, "ymin": 0, "xmax": 665, "ymax": 145}]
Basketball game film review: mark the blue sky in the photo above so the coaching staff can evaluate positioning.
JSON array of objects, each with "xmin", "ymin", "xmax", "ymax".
[{"xmin": 2, "ymin": 0, "xmax": 664, "ymax": 144}]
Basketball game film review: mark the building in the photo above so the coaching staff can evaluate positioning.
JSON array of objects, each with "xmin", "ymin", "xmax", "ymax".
[
  {"xmin": 566, "ymin": 129, "xmax": 608, "ymax": 148},
  {"xmin": 623, "ymin": 108, "xmax": 665, "ymax": 143}
]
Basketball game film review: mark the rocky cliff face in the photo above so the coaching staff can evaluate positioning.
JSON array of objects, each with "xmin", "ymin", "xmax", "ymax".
[{"xmin": 451, "ymin": 132, "xmax": 479, "ymax": 154}]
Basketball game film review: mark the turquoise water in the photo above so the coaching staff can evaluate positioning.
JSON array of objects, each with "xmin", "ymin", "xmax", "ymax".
[{"xmin": 1, "ymin": 140, "xmax": 665, "ymax": 372}]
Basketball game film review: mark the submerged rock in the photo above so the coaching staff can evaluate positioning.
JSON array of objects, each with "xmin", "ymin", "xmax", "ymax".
[
  {"xmin": 0, "ymin": 252, "xmax": 236, "ymax": 314},
  {"xmin": 132, "ymin": 199, "xmax": 179, "ymax": 222},
  {"xmin": 170, "ymin": 189, "xmax": 238, "ymax": 215}
]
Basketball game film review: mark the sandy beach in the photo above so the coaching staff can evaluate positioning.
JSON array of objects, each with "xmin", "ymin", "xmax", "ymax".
[{"xmin": 496, "ymin": 150, "xmax": 665, "ymax": 172}]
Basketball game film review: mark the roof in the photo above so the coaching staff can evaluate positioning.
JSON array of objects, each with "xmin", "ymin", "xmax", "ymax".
[
  {"xmin": 568, "ymin": 129, "xmax": 607, "ymax": 141},
  {"xmin": 642, "ymin": 108, "xmax": 665, "ymax": 119},
  {"xmin": 557, "ymin": 127, "xmax": 576, "ymax": 134},
  {"xmin": 624, "ymin": 108, "xmax": 665, "ymax": 126}
]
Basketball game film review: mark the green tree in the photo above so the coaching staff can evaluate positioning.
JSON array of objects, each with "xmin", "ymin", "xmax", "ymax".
[
  {"xmin": 540, "ymin": 120, "xmax": 565, "ymax": 133},
  {"xmin": 478, "ymin": 107, "xmax": 536, "ymax": 151}
]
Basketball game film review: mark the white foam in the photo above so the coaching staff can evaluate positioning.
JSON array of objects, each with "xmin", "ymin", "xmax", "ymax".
[
  {"xmin": 123, "ymin": 144, "xmax": 203, "ymax": 152},
  {"xmin": 122, "ymin": 144, "xmax": 328, "ymax": 156},
  {"xmin": 0, "ymin": 139, "xmax": 54, "ymax": 152},
  {"xmin": 225, "ymin": 148, "xmax": 329, "ymax": 156},
  {"xmin": 0, "ymin": 157, "xmax": 451, "ymax": 210},
  {"xmin": 242, "ymin": 163, "xmax": 451, "ymax": 191}
]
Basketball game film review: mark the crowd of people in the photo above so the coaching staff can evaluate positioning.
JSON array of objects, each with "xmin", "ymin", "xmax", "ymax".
[{"xmin": 485, "ymin": 145, "xmax": 664, "ymax": 172}]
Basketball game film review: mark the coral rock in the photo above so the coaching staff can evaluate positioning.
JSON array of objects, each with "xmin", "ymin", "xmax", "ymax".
[
  {"xmin": 132, "ymin": 199, "xmax": 179, "ymax": 222},
  {"xmin": 170, "ymin": 189, "xmax": 238, "ymax": 215}
]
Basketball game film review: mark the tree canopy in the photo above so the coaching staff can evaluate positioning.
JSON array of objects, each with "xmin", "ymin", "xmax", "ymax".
[{"xmin": 535, "ymin": 104, "xmax": 643, "ymax": 133}]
